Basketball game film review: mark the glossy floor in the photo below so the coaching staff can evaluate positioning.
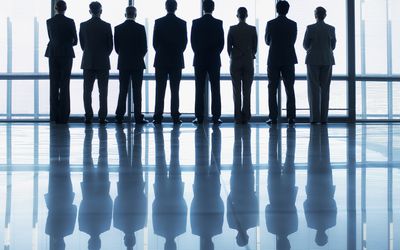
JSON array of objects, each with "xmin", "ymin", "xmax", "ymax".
[{"xmin": 0, "ymin": 123, "xmax": 399, "ymax": 250}]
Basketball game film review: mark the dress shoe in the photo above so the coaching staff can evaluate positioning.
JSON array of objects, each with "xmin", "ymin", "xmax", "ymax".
[
  {"xmin": 136, "ymin": 119, "xmax": 149, "ymax": 124},
  {"xmin": 115, "ymin": 117, "xmax": 124, "ymax": 124},
  {"xmin": 266, "ymin": 119, "xmax": 277, "ymax": 125},
  {"xmin": 288, "ymin": 118, "xmax": 295, "ymax": 125},
  {"xmin": 192, "ymin": 118, "xmax": 203, "ymax": 125},
  {"xmin": 84, "ymin": 118, "xmax": 93, "ymax": 124},
  {"xmin": 152, "ymin": 119, "xmax": 162, "ymax": 124},
  {"xmin": 99, "ymin": 118, "xmax": 108, "ymax": 124},
  {"xmin": 213, "ymin": 118, "xmax": 223, "ymax": 125},
  {"xmin": 173, "ymin": 118, "xmax": 183, "ymax": 124}
]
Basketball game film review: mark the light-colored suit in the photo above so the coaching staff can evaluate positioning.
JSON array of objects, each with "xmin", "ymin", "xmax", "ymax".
[
  {"xmin": 227, "ymin": 22, "xmax": 258, "ymax": 122},
  {"xmin": 303, "ymin": 21, "xmax": 336, "ymax": 123}
]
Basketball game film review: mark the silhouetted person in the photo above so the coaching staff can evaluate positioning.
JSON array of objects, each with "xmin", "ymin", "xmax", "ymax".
[
  {"xmin": 45, "ymin": 1, "xmax": 77, "ymax": 124},
  {"xmin": 152, "ymin": 125, "xmax": 187, "ymax": 250},
  {"xmin": 191, "ymin": 0, "xmax": 224, "ymax": 125},
  {"xmin": 227, "ymin": 7, "xmax": 258, "ymax": 124},
  {"xmin": 113, "ymin": 125, "xmax": 147, "ymax": 250},
  {"xmin": 80, "ymin": 1, "xmax": 113, "ymax": 124},
  {"xmin": 45, "ymin": 125, "xmax": 76, "ymax": 250},
  {"xmin": 114, "ymin": 6, "xmax": 148, "ymax": 124},
  {"xmin": 227, "ymin": 125, "xmax": 258, "ymax": 247},
  {"xmin": 265, "ymin": 1, "xmax": 297, "ymax": 125},
  {"xmin": 78, "ymin": 126, "xmax": 112, "ymax": 250},
  {"xmin": 266, "ymin": 126, "xmax": 298, "ymax": 250},
  {"xmin": 303, "ymin": 7, "xmax": 336, "ymax": 124},
  {"xmin": 304, "ymin": 125, "xmax": 337, "ymax": 246},
  {"xmin": 191, "ymin": 125, "xmax": 224, "ymax": 250},
  {"xmin": 152, "ymin": 0, "xmax": 188, "ymax": 124}
]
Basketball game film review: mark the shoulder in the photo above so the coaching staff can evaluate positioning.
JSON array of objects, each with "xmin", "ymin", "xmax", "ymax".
[
  {"xmin": 326, "ymin": 23, "xmax": 335, "ymax": 30},
  {"xmin": 176, "ymin": 16, "xmax": 186, "ymax": 25},
  {"xmin": 288, "ymin": 18, "xmax": 297, "ymax": 25},
  {"xmin": 215, "ymin": 18, "xmax": 223, "ymax": 25}
]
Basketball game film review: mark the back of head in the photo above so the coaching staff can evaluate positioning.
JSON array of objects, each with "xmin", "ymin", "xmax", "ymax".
[
  {"xmin": 125, "ymin": 6, "xmax": 137, "ymax": 19},
  {"xmin": 89, "ymin": 1, "xmax": 102, "ymax": 16},
  {"xmin": 55, "ymin": 0, "xmax": 67, "ymax": 13},
  {"xmin": 165, "ymin": 0, "xmax": 177, "ymax": 13},
  {"xmin": 315, "ymin": 6, "xmax": 327, "ymax": 21},
  {"xmin": 237, "ymin": 7, "xmax": 248, "ymax": 20},
  {"xmin": 276, "ymin": 0, "xmax": 290, "ymax": 16},
  {"xmin": 203, "ymin": 0, "xmax": 215, "ymax": 14}
]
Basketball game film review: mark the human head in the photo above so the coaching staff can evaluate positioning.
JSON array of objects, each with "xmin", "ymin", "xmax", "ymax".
[
  {"xmin": 125, "ymin": 6, "xmax": 137, "ymax": 19},
  {"xmin": 236, "ymin": 7, "xmax": 248, "ymax": 21},
  {"xmin": 276, "ymin": 1, "xmax": 290, "ymax": 16},
  {"xmin": 89, "ymin": 1, "xmax": 102, "ymax": 17},
  {"xmin": 55, "ymin": 0, "xmax": 67, "ymax": 14},
  {"xmin": 165, "ymin": 0, "xmax": 177, "ymax": 14},
  {"xmin": 315, "ymin": 6, "xmax": 327, "ymax": 21},
  {"xmin": 203, "ymin": 0, "xmax": 215, "ymax": 14}
]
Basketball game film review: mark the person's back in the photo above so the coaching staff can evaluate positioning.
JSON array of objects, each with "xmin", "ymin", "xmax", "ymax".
[
  {"xmin": 45, "ymin": 14, "xmax": 77, "ymax": 58},
  {"xmin": 228, "ymin": 22, "xmax": 257, "ymax": 61},
  {"xmin": 304, "ymin": 22, "xmax": 336, "ymax": 66}
]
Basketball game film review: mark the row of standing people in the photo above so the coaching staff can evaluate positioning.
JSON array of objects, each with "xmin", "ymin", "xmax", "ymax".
[
  {"xmin": 46, "ymin": 0, "xmax": 336, "ymax": 125},
  {"xmin": 47, "ymin": 124, "xmax": 336, "ymax": 250}
]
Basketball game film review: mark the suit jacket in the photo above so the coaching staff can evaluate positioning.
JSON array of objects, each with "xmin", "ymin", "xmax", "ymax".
[
  {"xmin": 227, "ymin": 22, "xmax": 257, "ymax": 61},
  {"xmin": 153, "ymin": 13, "xmax": 187, "ymax": 69},
  {"xmin": 45, "ymin": 14, "xmax": 78, "ymax": 58},
  {"xmin": 79, "ymin": 17, "xmax": 113, "ymax": 70},
  {"xmin": 191, "ymin": 14, "xmax": 224, "ymax": 67},
  {"xmin": 114, "ymin": 20, "xmax": 147, "ymax": 70},
  {"xmin": 265, "ymin": 16, "xmax": 297, "ymax": 66},
  {"xmin": 303, "ymin": 21, "xmax": 336, "ymax": 65}
]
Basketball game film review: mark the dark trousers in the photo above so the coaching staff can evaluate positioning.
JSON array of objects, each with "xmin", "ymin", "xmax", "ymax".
[
  {"xmin": 230, "ymin": 59, "xmax": 254, "ymax": 122},
  {"xmin": 153, "ymin": 67, "xmax": 182, "ymax": 121},
  {"xmin": 194, "ymin": 66, "xmax": 221, "ymax": 121},
  {"xmin": 307, "ymin": 65, "xmax": 332, "ymax": 123},
  {"xmin": 115, "ymin": 69, "xmax": 144, "ymax": 121},
  {"xmin": 267, "ymin": 65, "xmax": 296, "ymax": 120},
  {"xmin": 49, "ymin": 56, "xmax": 73, "ymax": 122},
  {"xmin": 83, "ymin": 69, "xmax": 109, "ymax": 120}
]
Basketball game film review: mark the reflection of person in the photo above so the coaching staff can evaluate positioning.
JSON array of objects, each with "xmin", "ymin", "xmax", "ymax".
[
  {"xmin": 303, "ymin": 7, "xmax": 336, "ymax": 124},
  {"xmin": 304, "ymin": 125, "xmax": 337, "ymax": 246},
  {"xmin": 113, "ymin": 125, "xmax": 147, "ymax": 250},
  {"xmin": 227, "ymin": 125, "xmax": 258, "ymax": 247},
  {"xmin": 114, "ymin": 6, "xmax": 148, "ymax": 124},
  {"xmin": 152, "ymin": 125, "xmax": 187, "ymax": 250},
  {"xmin": 45, "ymin": 125, "xmax": 76, "ymax": 250},
  {"xmin": 152, "ymin": 0, "xmax": 188, "ymax": 124},
  {"xmin": 265, "ymin": 126, "xmax": 298, "ymax": 250},
  {"xmin": 191, "ymin": 125, "xmax": 224, "ymax": 250},
  {"xmin": 191, "ymin": 0, "xmax": 224, "ymax": 125},
  {"xmin": 45, "ymin": 0, "xmax": 77, "ymax": 124},
  {"xmin": 227, "ymin": 8, "xmax": 258, "ymax": 124},
  {"xmin": 265, "ymin": 0, "xmax": 297, "ymax": 125},
  {"xmin": 78, "ymin": 127, "xmax": 112, "ymax": 250},
  {"xmin": 80, "ymin": 1, "xmax": 113, "ymax": 124}
]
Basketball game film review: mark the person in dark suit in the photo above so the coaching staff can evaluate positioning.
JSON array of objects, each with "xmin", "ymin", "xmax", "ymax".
[
  {"xmin": 227, "ymin": 7, "xmax": 258, "ymax": 124},
  {"xmin": 114, "ymin": 6, "xmax": 148, "ymax": 124},
  {"xmin": 152, "ymin": 0, "xmax": 188, "ymax": 124},
  {"xmin": 113, "ymin": 125, "xmax": 147, "ymax": 250},
  {"xmin": 152, "ymin": 125, "xmax": 187, "ymax": 250},
  {"xmin": 191, "ymin": 125, "xmax": 224, "ymax": 250},
  {"xmin": 78, "ymin": 126, "xmax": 112, "ymax": 250},
  {"xmin": 80, "ymin": 2, "xmax": 113, "ymax": 124},
  {"xmin": 303, "ymin": 7, "xmax": 336, "ymax": 124},
  {"xmin": 227, "ymin": 125, "xmax": 258, "ymax": 247},
  {"xmin": 45, "ymin": 1, "xmax": 77, "ymax": 124},
  {"xmin": 265, "ymin": 126, "xmax": 298, "ymax": 250},
  {"xmin": 304, "ymin": 125, "xmax": 337, "ymax": 246},
  {"xmin": 45, "ymin": 125, "xmax": 76, "ymax": 250},
  {"xmin": 191, "ymin": 0, "xmax": 224, "ymax": 125},
  {"xmin": 265, "ymin": 0, "xmax": 297, "ymax": 125}
]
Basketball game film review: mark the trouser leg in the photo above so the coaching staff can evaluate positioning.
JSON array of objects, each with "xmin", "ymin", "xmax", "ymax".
[
  {"xmin": 115, "ymin": 70, "xmax": 131, "ymax": 118},
  {"xmin": 132, "ymin": 69, "xmax": 144, "ymax": 121},
  {"xmin": 194, "ymin": 67, "xmax": 207, "ymax": 120},
  {"xmin": 169, "ymin": 68, "xmax": 182, "ymax": 119},
  {"xmin": 153, "ymin": 67, "xmax": 168, "ymax": 121},
  {"xmin": 97, "ymin": 70, "xmax": 109, "ymax": 120},
  {"xmin": 83, "ymin": 70, "xmax": 96, "ymax": 119},
  {"xmin": 307, "ymin": 64, "xmax": 321, "ymax": 122},
  {"xmin": 209, "ymin": 66, "xmax": 221, "ymax": 120},
  {"xmin": 267, "ymin": 66, "xmax": 280, "ymax": 120},
  {"xmin": 281, "ymin": 64, "xmax": 296, "ymax": 120}
]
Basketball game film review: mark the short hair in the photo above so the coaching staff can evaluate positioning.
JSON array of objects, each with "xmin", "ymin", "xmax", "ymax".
[
  {"xmin": 237, "ymin": 7, "xmax": 248, "ymax": 19},
  {"xmin": 315, "ymin": 6, "xmax": 327, "ymax": 20},
  {"xmin": 89, "ymin": 1, "xmax": 102, "ymax": 16},
  {"xmin": 203, "ymin": 0, "xmax": 215, "ymax": 13},
  {"xmin": 165, "ymin": 0, "xmax": 177, "ymax": 13},
  {"xmin": 276, "ymin": 1, "xmax": 290, "ymax": 15},
  {"xmin": 126, "ymin": 6, "xmax": 137, "ymax": 18},
  {"xmin": 55, "ymin": 0, "xmax": 67, "ymax": 12}
]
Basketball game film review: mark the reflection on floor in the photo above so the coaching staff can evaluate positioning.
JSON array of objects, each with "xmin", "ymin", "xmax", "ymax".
[{"xmin": 0, "ymin": 122, "xmax": 399, "ymax": 250}]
